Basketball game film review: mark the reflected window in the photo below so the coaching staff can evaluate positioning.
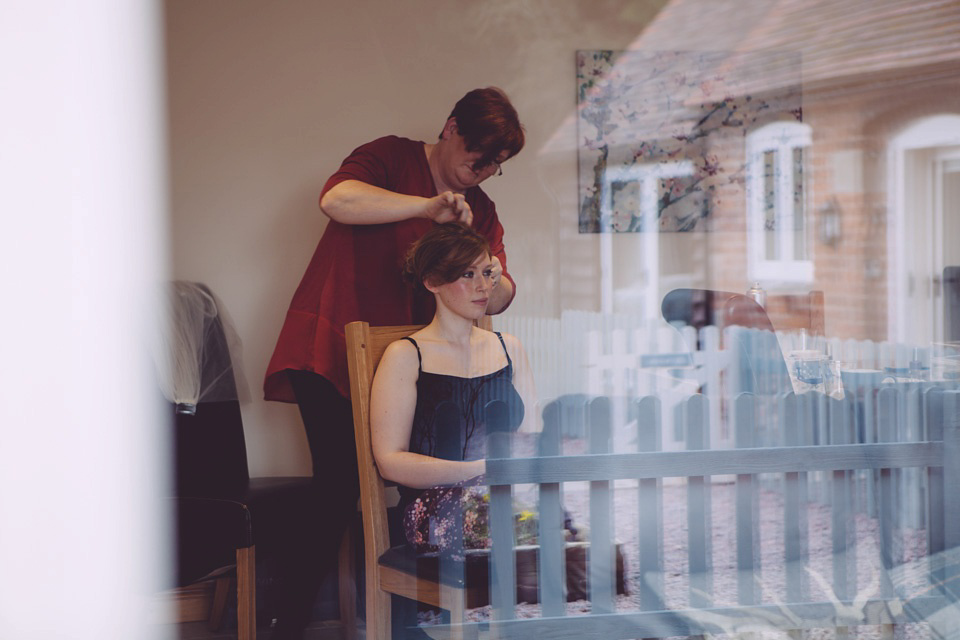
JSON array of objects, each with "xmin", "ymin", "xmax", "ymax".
[
  {"xmin": 599, "ymin": 161, "xmax": 695, "ymax": 315},
  {"xmin": 746, "ymin": 121, "xmax": 813, "ymax": 285}
]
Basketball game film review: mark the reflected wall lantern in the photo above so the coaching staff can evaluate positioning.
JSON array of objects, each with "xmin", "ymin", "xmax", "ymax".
[{"xmin": 818, "ymin": 197, "xmax": 842, "ymax": 247}]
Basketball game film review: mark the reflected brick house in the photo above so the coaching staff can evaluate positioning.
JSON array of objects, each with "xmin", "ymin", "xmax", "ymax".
[{"xmin": 557, "ymin": 0, "xmax": 960, "ymax": 345}]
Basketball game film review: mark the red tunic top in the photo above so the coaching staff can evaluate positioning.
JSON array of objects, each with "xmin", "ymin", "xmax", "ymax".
[{"xmin": 263, "ymin": 136, "xmax": 515, "ymax": 402}]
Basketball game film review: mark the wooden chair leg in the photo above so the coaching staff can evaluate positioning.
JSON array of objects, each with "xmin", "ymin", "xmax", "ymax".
[
  {"xmin": 236, "ymin": 545, "xmax": 257, "ymax": 640},
  {"xmin": 207, "ymin": 574, "xmax": 232, "ymax": 631},
  {"xmin": 338, "ymin": 528, "xmax": 357, "ymax": 640},
  {"xmin": 367, "ymin": 574, "xmax": 392, "ymax": 640}
]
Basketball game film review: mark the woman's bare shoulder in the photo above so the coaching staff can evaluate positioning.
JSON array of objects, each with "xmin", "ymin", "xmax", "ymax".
[{"xmin": 380, "ymin": 336, "xmax": 420, "ymax": 370}]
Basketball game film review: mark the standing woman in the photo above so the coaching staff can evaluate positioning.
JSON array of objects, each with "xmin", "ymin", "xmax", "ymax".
[{"xmin": 263, "ymin": 88, "xmax": 524, "ymax": 638}]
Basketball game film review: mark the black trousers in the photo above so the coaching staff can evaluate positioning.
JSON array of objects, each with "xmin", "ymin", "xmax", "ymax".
[{"xmin": 273, "ymin": 370, "xmax": 360, "ymax": 636}]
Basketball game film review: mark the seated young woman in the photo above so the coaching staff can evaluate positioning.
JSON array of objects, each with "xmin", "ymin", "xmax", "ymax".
[{"xmin": 370, "ymin": 222, "xmax": 537, "ymax": 553}]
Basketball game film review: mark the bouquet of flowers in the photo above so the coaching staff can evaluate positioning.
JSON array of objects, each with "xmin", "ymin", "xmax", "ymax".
[{"xmin": 462, "ymin": 489, "xmax": 580, "ymax": 549}]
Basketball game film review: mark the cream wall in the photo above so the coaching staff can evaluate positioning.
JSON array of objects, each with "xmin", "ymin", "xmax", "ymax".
[{"xmin": 165, "ymin": 0, "xmax": 666, "ymax": 476}]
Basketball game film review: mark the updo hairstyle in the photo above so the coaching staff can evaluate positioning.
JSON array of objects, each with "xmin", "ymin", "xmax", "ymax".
[{"xmin": 402, "ymin": 222, "xmax": 491, "ymax": 291}]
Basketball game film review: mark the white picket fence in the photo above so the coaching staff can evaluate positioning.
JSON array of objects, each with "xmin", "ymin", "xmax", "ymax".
[
  {"xmin": 422, "ymin": 388, "xmax": 960, "ymax": 640},
  {"xmin": 496, "ymin": 311, "xmax": 957, "ymax": 454}
]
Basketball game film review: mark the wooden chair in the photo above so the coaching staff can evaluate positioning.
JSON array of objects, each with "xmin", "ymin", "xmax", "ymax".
[
  {"xmin": 346, "ymin": 321, "xmax": 483, "ymax": 640},
  {"xmin": 152, "ymin": 282, "xmax": 357, "ymax": 640}
]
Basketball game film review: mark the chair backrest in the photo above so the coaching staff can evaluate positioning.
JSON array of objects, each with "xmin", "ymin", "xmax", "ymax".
[
  {"xmin": 345, "ymin": 322, "xmax": 425, "ymax": 565},
  {"xmin": 662, "ymin": 288, "xmax": 792, "ymax": 395},
  {"xmin": 661, "ymin": 288, "xmax": 824, "ymax": 336},
  {"xmin": 764, "ymin": 290, "xmax": 825, "ymax": 336},
  {"xmin": 662, "ymin": 288, "xmax": 775, "ymax": 332},
  {"xmin": 167, "ymin": 282, "xmax": 249, "ymax": 497}
]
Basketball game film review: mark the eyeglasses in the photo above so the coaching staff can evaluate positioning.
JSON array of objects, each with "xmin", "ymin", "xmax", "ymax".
[{"xmin": 472, "ymin": 159, "xmax": 503, "ymax": 177}]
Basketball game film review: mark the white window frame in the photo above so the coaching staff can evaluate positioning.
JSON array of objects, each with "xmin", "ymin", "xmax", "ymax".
[
  {"xmin": 746, "ymin": 121, "xmax": 814, "ymax": 285},
  {"xmin": 599, "ymin": 161, "xmax": 695, "ymax": 317}
]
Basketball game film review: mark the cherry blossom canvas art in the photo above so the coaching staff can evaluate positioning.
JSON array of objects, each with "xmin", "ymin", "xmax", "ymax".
[{"xmin": 576, "ymin": 50, "xmax": 802, "ymax": 234}]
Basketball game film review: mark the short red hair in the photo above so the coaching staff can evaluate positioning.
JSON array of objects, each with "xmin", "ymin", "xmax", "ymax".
[{"xmin": 441, "ymin": 87, "xmax": 525, "ymax": 168}]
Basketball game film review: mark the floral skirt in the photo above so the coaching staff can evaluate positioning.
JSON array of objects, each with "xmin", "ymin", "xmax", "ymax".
[
  {"xmin": 403, "ymin": 476, "xmax": 488, "ymax": 555},
  {"xmin": 403, "ymin": 475, "xmax": 580, "ymax": 556}
]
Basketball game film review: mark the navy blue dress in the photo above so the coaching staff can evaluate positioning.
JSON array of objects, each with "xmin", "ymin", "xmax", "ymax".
[{"xmin": 398, "ymin": 332, "xmax": 524, "ymax": 553}]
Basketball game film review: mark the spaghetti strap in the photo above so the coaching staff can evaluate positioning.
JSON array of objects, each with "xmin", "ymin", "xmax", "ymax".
[
  {"xmin": 493, "ymin": 331, "xmax": 512, "ymax": 367},
  {"xmin": 401, "ymin": 336, "xmax": 422, "ymax": 371}
]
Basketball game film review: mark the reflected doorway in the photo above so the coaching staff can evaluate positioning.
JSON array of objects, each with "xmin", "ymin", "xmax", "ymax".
[{"xmin": 888, "ymin": 114, "xmax": 960, "ymax": 345}]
